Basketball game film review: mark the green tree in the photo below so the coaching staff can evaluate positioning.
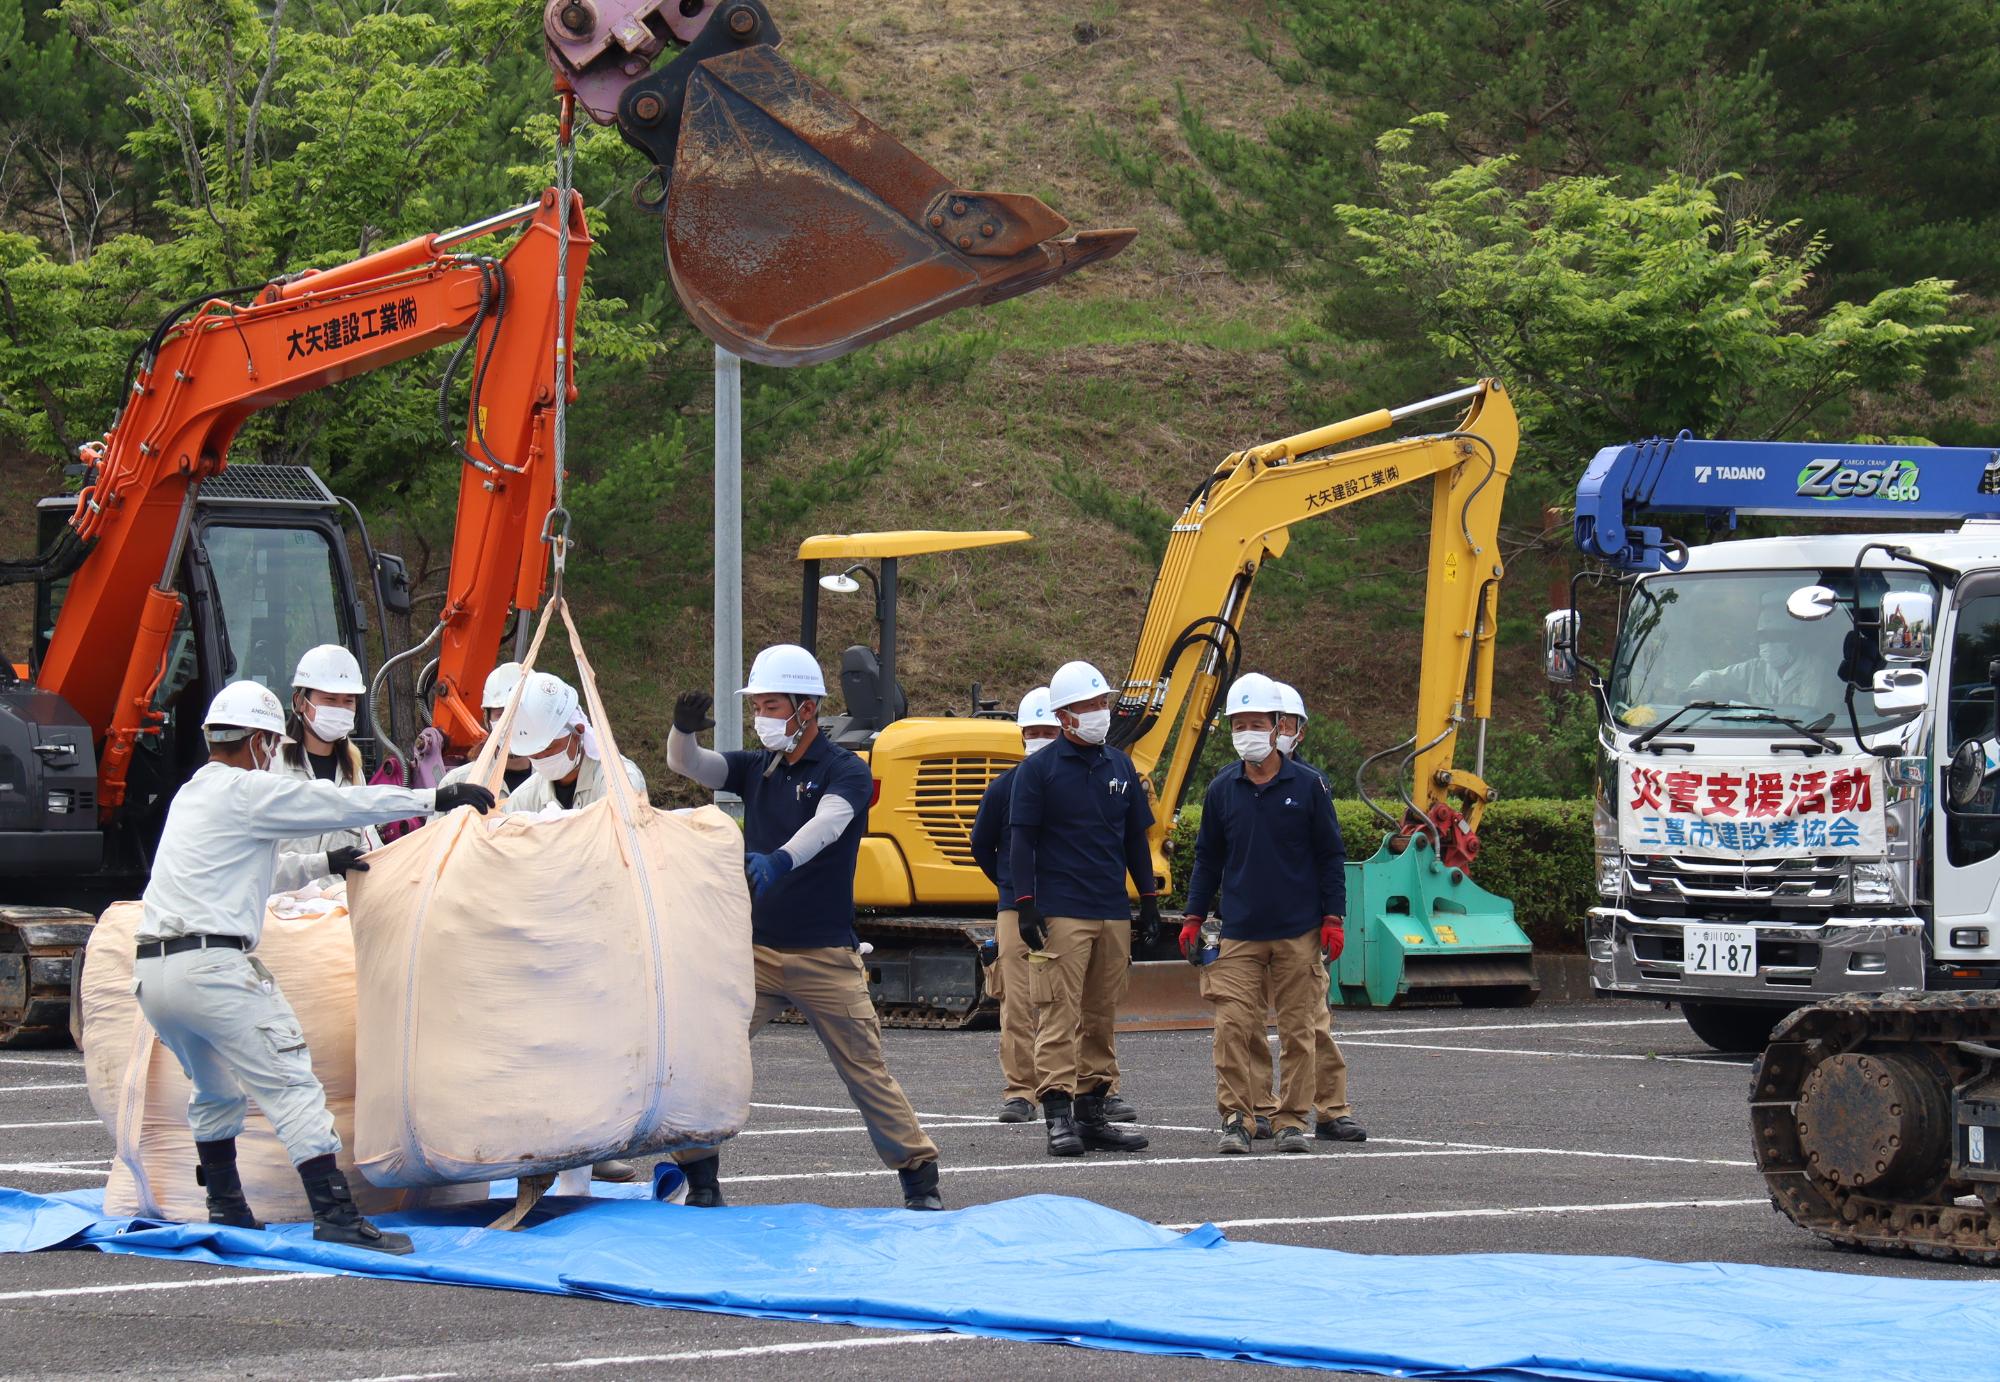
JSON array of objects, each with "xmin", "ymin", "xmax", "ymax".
[{"xmin": 1331, "ymin": 119, "xmax": 1966, "ymax": 493}]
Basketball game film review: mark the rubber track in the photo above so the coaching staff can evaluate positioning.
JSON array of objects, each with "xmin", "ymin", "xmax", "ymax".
[
  {"xmin": 1752, "ymin": 990, "xmax": 2000, "ymax": 1264},
  {"xmin": 0, "ymin": 921, "xmax": 91, "ymax": 1049},
  {"xmin": 771, "ymin": 916, "xmax": 999, "ymax": 1031}
]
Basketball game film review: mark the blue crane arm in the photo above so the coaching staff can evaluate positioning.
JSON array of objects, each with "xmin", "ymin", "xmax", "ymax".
[{"xmin": 1574, "ymin": 433, "xmax": 2000, "ymax": 571}]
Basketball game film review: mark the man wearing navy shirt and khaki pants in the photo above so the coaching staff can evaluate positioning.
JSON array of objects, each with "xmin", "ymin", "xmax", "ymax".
[
  {"xmin": 1182, "ymin": 671, "xmax": 1361, "ymax": 1156},
  {"xmin": 1009, "ymin": 659, "xmax": 1155, "ymax": 1159},
  {"xmin": 667, "ymin": 644, "xmax": 942, "ymax": 1210}
]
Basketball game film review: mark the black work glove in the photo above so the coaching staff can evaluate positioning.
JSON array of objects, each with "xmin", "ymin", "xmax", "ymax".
[
  {"xmin": 674, "ymin": 690, "xmax": 716, "ymax": 735},
  {"xmin": 326, "ymin": 846, "xmax": 370, "ymax": 876},
  {"xmin": 1015, "ymin": 899, "xmax": 1047, "ymax": 952},
  {"xmin": 435, "ymin": 782, "xmax": 497, "ymax": 815},
  {"xmin": 1136, "ymin": 894, "xmax": 1161, "ymax": 929}
]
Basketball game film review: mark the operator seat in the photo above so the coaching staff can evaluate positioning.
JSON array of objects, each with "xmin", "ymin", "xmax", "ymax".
[{"xmin": 828, "ymin": 645, "xmax": 906, "ymax": 747}]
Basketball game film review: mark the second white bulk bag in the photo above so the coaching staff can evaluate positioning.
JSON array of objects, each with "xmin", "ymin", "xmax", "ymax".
[{"xmin": 348, "ymin": 601, "xmax": 754, "ymax": 1187}]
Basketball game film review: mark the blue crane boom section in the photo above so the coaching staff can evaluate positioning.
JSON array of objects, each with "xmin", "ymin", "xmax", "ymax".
[{"xmin": 1573, "ymin": 433, "xmax": 2000, "ymax": 571}]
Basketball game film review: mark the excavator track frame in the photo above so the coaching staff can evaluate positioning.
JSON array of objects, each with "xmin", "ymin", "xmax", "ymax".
[
  {"xmin": 0, "ymin": 909, "xmax": 94, "ymax": 1048},
  {"xmin": 1752, "ymin": 991, "xmax": 2000, "ymax": 1264}
]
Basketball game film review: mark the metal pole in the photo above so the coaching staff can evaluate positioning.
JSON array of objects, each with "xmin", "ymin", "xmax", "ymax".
[{"xmin": 714, "ymin": 345, "xmax": 743, "ymax": 808}]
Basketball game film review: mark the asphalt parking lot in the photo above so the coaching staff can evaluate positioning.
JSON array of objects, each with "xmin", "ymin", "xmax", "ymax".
[{"xmin": 2, "ymin": 1001, "xmax": 1989, "ymax": 1380}]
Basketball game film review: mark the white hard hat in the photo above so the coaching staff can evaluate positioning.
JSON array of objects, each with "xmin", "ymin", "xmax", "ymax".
[
  {"xmin": 481, "ymin": 661, "xmax": 526, "ymax": 711},
  {"xmin": 507, "ymin": 672, "xmax": 584, "ymax": 755},
  {"xmin": 292, "ymin": 643, "xmax": 365, "ymax": 694},
  {"xmin": 1047, "ymin": 660, "xmax": 1111, "ymax": 711},
  {"xmin": 204, "ymin": 680, "xmax": 290, "ymax": 739},
  {"xmin": 1224, "ymin": 672, "xmax": 1285, "ymax": 716},
  {"xmin": 1016, "ymin": 687, "xmax": 1057, "ymax": 729},
  {"xmin": 740, "ymin": 644, "xmax": 827, "ymax": 699},
  {"xmin": 1273, "ymin": 681, "xmax": 1308, "ymax": 721}
]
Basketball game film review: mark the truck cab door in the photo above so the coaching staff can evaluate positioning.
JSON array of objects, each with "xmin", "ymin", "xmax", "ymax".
[{"xmin": 1934, "ymin": 578, "xmax": 2000, "ymax": 970}]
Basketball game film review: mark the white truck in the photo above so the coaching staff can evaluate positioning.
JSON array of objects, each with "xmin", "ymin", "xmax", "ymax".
[{"xmin": 1551, "ymin": 435, "xmax": 2000, "ymax": 1050}]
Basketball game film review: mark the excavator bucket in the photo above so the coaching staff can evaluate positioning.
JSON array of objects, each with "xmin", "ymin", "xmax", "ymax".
[{"xmin": 547, "ymin": 0, "xmax": 1134, "ymax": 366}]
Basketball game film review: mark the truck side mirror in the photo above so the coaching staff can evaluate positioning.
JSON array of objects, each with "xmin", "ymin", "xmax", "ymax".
[
  {"xmin": 1543, "ymin": 609, "xmax": 1579, "ymax": 684},
  {"xmin": 374, "ymin": 552, "xmax": 412, "ymax": 618},
  {"xmin": 1880, "ymin": 590, "xmax": 1933, "ymax": 662},
  {"xmin": 1869, "ymin": 666, "xmax": 1928, "ymax": 717}
]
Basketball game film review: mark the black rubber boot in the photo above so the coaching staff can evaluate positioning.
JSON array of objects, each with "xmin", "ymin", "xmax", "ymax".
[
  {"xmin": 1043, "ymin": 1093, "xmax": 1085, "ymax": 1157},
  {"xmin": 1075, "ymin": 1092, "xmax": 1149, "ymax": 1152},
  {"xmin": 898, "ymin": 1160, "xmax": 944, "ymax": 1211},
  {"xmin": 194, "ymin": 1138, "xmax": 261, "ymax": 1230},
  {"xmin": 298, "ymin": 1154, "xmax": 412, "ymax": 1255},
  {"xmin": 681, "ymin": 1153, "xmax": 725, "ymax": 1207},
  {"xmin": 1090, "ymin": 1084, "xmax": 1138, "ymax": 1123}
]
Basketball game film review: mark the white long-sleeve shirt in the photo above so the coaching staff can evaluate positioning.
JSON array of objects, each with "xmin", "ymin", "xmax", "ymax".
[
  {"xmin": 504, "ymin": 752, "xmax": 648, "ymax": 814},
  {"xmin": 267, "ymin": 748, "xmax": 383, "ymax": 891},
  {"xmin": 139, "ymin": 763, "xmax": 439, "ymax": 944}
]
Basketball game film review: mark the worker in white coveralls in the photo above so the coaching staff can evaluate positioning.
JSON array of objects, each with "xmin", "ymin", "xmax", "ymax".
[
  {"xmin": 133, "ymin": 681, "xmax": 496, "ymax": 1253},
  {"xmin": 437, "ymin": 661, "xmax": 532, "ymax": 796},
  {"xmin": 269, "ymin": 644, "xmax": 380, "ymax": 889},
  {"xmin": 665, "ymin": 644, "xmax": 943, "ymax": 1211},
  {"xmin": 500, "ymin": 669, "xmax": 649, "ymax": 1184}
]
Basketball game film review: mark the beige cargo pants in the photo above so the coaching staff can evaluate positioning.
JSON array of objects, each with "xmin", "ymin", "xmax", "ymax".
[
  {"xmin": 1029, "ymin": 916, "xmax": 1129, "ymax": 1100},
  {"xmin": 752, "ymin": 945, "xmax": 938, "ymax": 1170},
  {"xmin": 1203, "ymin": 931, "xmax": 1350, "ymax": 1131},
  {"xmin": 133, "ymin": 947, "xmax": 339, "ymax": 1163}
]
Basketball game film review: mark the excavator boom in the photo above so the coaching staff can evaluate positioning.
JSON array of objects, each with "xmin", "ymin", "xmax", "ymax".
[{"xmin": 545, "ymin": 0, "xmax": 1134, "ymax": 365}]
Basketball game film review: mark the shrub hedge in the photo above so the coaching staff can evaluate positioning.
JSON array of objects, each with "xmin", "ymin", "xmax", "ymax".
[{"xmin": 1168, "ymin": 799, "xmax": 1595, "ymax": 950}]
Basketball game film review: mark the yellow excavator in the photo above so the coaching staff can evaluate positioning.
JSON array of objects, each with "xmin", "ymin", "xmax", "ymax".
[{"xmin": 796, "ymin": 379, "xmax": 1537, "ymax": 1026}]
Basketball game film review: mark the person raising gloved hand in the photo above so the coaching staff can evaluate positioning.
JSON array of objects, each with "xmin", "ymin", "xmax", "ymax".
[{"xmin": 662, "ymin": 646, "xmax": 944, "ymax": 1213}]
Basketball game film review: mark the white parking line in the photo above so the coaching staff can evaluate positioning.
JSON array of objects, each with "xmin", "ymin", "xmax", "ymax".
[
  {"xmin": 0, "ymin": 1083, "xmax": 88, "ymax": 1093},
  {"xmin": 538, "ymin": 1333, "xmax": 970, "ymax": 1369},
  {"xmin": 0, "ymin": 1271, "xmax": 324, "ymax": 1301},
  {"xmin": 1168, "ymin": 1196, "xmax": 1768, "ymax": 1231},
  {"xmin": 1329, "ymin": 1017, "xmax": 1686, "ymax": 1038},
  {"xmin": 1335, "ymin": 1038, "xmax": 1752, "ymax": 1068},
  {"xmin": 326, "ymin": 1373, "xmax": 459, "ymax": 1382},
  {"xmin": 0, "ymin": 1118, "xmax": 99, "ymax": 1130},
  {"xmin": 0, "ymin": 1162, "xmax": 110, "ymax": 1178},
  {"xmin": 752, "ymin": 1101, "xmax": 985, "ymax": 1122},
  {"xmin": 0, "ymin": 1055, "xmax": 83, "ymax": 1067}
]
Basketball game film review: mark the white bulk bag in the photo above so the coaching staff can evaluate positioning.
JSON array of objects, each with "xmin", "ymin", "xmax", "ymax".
[
  {"xmin": 347, "ymin": 600, "xmax": 754, "ymax": 1187},
  {"xmin": 81, "ymin": 891, "xmax": 461, "ymax": 1221}
]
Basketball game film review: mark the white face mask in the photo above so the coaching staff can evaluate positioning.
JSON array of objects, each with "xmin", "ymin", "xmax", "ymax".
[
  {"xmin": 1233, "ymin": 728, "xmax": 1275, "ymax": 764},
  {"xmin": 530, "ymin": 741, "xmax": 581, "ymax": 781},
  {"xmin": 305, "ymin": 705, "xmax": 356, "ymax": 742},
  {"xmin": 1021, "ymin": 734, "xmax": 1054, "ymax": 757},
  {"xmin": 1069, "ymin": 708, "xmax": 1111, "ymax": 745},
  {"xmin": 755, "ymin": 714, "xmax": 802, "ymax": 753},
  {"xmin": 1275, "ymin": 727, "xmax": 1301, "ymax": 755}
]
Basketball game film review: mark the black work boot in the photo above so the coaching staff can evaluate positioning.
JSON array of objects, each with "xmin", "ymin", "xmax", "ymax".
[
  {"xmin": 898, "ymin": 1160, "xmax": 944, "ymax": 1210},
  {"xmin": 681, "ymin": 1153, "xmax": 725, "ymax": 1207},
  {"xmin": 1074, "ymin": 1091, "xmax": 1150, "ymax": 1152},
  {"xmin": 297, "ymin": 1154, "xmax": 412, "ymax": 1256},
  {"xmin": 1090, "ymin": 1083, "xmax": 1138, "ymax": 1123},
  {"xmin": 194, "ymin": 1138, "xmax": 262, "ymax": 1230},
  {"xmin": 1043, "ymin": 1093, "xmax": 1085, "ymax": 1157}
]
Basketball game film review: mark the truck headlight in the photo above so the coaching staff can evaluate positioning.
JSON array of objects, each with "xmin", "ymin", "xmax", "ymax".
[
  {"xmin": 1595, "ymin": 798, "xmax": 1620, "ymax": 896},
  {"xmin": 1852, "ymin": 860, "xmax": 1902, "ymax": 907},
  {"xmin": 1597, "ymin": 851, "xmax": 1621, "ymax": 896}
]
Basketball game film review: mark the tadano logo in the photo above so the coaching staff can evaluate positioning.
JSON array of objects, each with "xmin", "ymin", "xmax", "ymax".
[
  {"xmin": 1694, "ymin": 466, "xmax": 1765, "ymax": 482},
  {"xmin": 1796, "ymin": 457, "xmax": 1922, "ymax": 502}
]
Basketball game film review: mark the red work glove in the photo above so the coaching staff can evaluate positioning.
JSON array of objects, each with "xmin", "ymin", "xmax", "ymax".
[
  {"xmin": 1178, "ymin": 917, "xmax": 1203, "ymax": 964},
  {"xmin": 1321, "ymin": 917, "xmax": 1344, "ymax": 962}
]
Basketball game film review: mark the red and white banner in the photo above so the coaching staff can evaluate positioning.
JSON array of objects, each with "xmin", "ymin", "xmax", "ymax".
[{"xmin": 1617, "ymin": 756, "xmax": 1885, "ymax": 859}]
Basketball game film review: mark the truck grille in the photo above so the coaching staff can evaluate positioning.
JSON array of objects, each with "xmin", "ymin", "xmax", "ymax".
[
  {"xmin": 1624, "ymin": 854, "xmax": 1845, "ymax": 914},
  {"xmin": 910, "ymin": 756, "xmax": 1009, "ymax": 865}
]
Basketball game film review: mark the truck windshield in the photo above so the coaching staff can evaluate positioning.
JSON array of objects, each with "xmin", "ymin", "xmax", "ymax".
[{"xmin": 1609, "ymin": 569, "xmax": 1933, "ymax": 738}]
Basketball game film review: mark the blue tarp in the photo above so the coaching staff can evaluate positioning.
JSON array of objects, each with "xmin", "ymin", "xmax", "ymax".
[{"xmin": 4, "ymin": 1183, "xmax": 1996, "ymax": 1382}]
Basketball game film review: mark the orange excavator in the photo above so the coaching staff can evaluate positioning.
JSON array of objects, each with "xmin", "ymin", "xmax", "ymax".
[{"xmin": 0, "ymin": 0, "xmax": 1132, "ymax": 1045}]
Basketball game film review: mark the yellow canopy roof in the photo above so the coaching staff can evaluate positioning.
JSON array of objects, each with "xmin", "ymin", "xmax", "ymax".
[{"xmin": 796, "ymin": 530, "xmax": 1032, "ymax": 561}]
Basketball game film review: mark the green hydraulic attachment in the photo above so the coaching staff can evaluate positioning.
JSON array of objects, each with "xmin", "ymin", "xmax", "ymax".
[{"xmin": 1331, "ymin": 833, "xmax": 1538, "ymax": 1008}]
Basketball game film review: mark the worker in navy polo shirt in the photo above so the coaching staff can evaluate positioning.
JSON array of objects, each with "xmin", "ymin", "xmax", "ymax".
[
  {"xmin": 1008, "ymin": 659, "xmax": 1155, "ymax": 1159},
  {"xmin": 1181, "ymin": 671, "xmax": 1360, "ymax": 1156},
  {"xmin": 665, "ymin": 644, "xmax": 942, "ymax": 1210}
]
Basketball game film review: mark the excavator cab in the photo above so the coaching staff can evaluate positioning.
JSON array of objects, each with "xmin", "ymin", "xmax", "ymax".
[{"xmin": 545, "ymin": 0, "xmax": 1132, "ymax": 365}]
